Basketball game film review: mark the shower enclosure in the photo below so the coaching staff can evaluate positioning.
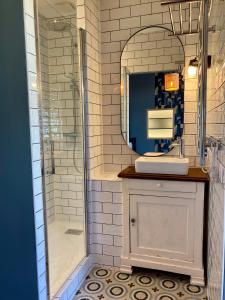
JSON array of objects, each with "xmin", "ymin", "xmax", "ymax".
[{"xmin": 34, "ymin": 0, "xmax": 87, "ymax": 298}]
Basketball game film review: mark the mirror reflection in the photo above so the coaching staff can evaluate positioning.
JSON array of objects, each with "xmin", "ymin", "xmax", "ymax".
[{"xmin": 121, "ymin": 26, "xmax": 185, "ymax": 156}]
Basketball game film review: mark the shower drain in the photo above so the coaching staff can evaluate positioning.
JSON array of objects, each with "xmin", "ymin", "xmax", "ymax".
[{"xmin": 65, "ymin": 229, "xmax": 83, "ymax": 235}]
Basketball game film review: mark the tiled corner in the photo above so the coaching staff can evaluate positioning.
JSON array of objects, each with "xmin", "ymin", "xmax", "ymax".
[{"xmin": 207, "ymin": 0, "xmax": 225, "ymax": 298}]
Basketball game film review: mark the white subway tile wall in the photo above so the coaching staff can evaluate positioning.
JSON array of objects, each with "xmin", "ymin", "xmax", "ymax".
[
  {"xmin": 100, "ymin": 0, "xmax": 199, "ymax": 173},
  {"xmin": 84, "ymin": 0, "xmax": 104, "ymax": 177},
  {"xmin": 207, "ymin": 0, "xmax": 225, "ymax": 299},
  {"xmin": 88, "ymin": 176, "xmax": 123, "ymax": 267},
  {"xmin": 23, "ymin": 1, "xmax": 48, "ymax": 299}
]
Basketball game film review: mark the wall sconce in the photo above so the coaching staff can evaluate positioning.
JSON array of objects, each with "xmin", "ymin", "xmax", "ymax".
[
  {"xmin": 188, "ymin": 57, "xmax": 198, "ymax": 78},
  {"xmin": 165, "ymin": 73, "xmax": 179, "ymax": 91},
  {"xmin": 187, "ymin": 56, "xmax": 211, "ymax": 78}
]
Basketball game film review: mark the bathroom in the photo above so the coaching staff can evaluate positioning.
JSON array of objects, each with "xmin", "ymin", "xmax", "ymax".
[{"xmin": 0, "ymin": 0, "xmax": 225, "ymax": 299}]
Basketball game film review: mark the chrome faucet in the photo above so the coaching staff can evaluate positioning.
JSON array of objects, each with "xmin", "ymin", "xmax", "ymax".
[{"xmin": 169, "ymin": 138, "xmax": 184, "ymax": 158}]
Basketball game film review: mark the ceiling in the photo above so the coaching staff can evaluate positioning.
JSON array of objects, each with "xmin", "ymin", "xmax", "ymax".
[{"xmin": 38, "ymin": 0, "xmax": 76, "ymax": 18}]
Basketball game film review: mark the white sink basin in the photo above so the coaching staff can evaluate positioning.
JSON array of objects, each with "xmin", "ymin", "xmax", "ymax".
[{"xmin": 135, "ymin": 156, "xmax": 189, "ymax": 175}]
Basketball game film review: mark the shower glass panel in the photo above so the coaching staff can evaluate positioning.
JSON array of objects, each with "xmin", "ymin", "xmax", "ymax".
[{"xmin": 34, "ymin": 0, "xmax": 86, "ymax": 298}]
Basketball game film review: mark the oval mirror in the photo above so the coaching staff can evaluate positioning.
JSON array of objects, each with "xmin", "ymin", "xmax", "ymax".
[{"xmin": 121, "ymin": 26, "xmax": 185, "ymax": 156}]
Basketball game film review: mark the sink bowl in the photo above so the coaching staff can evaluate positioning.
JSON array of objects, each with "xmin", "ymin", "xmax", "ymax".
[{"xmin": 135, "ymin": 156, "xmax": 189, "ymax": 175}]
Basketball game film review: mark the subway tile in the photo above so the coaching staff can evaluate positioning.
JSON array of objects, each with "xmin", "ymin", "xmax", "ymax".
[
  {"xmin": 120, "ymin": 0, "xmax": 140, "ymax": 7},
  {"xmin": 25, "ymin": 14, "xmax": 35, "ymax": 36},
  {"xmin": 103, "ymin": 245, "xmax": 121, "ymax": 256},
  {"xmin": 131, "ymin": 3, "xmax": 152, "ymax": 16},
  {"xmin": 101, "ymin": 0, "xmax": 120, "ymax": 10},
  {"xmin": 111, "ymin": 29, "xmax": 131, "ymax": 42},
  {"xmin": 92, "ymin": 212, "xmax": 113, "ymax": 224},
  {"xmin": 103, "ymin": 203, "xmax": 122, "ymax": 214},
  {"xmin": 23, "ymin": 0, "xmax": 34, "ymax": 16},
  {"xmin": 110, "ymin": 7, "xmax": 130, "ymax": 20},
  {"xmin": 103, "ymin": 224, "xmax": 123, "ymax": 236},
  {"xmin": 101, "ymin": 20, "xmax": 120, "ymax": 32},
  {"xmin": 141, "ymin": 14, "xmax": 163, "ymax": 26},
  {"xmin": 120, "ymin": 17, "xmax": 140, "ymax": 30}
]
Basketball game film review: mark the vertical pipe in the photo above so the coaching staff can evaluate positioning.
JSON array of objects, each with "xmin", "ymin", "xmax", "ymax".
[
  {"xmin": 189, "ymin": 2, "xmax": 192, "ymax": 33},
  {"xmin": 179, "ymin": 4, "xmax": 183, "ymax": 34},
  {"xmin": 79, "ymin": 28, "xmax": 89, "ymax": 254},
  {"xmin": 199, "ymin": 0, "xmax": 208, "ymax": 166},
  {"xmin": 169, "ymin": 5, "xmax": 175, "ymax": 35},
  {"xmin": 50, "ymin": 140, "xmax": 55, "ymax": 174},
  {"xmin": 198, "ymin": 2, "xmax": 202, "ymax": 33}
]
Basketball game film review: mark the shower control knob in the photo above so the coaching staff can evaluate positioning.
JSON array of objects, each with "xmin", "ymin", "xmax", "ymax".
[{"xmin": 131, "ymin": 218, "xmax": 136, "ymax": 226}]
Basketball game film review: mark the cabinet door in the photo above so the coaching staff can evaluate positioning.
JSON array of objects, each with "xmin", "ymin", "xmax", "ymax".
[{"xmin": 130, "ymin": 195, "xmax": 194, "ymax": 262}]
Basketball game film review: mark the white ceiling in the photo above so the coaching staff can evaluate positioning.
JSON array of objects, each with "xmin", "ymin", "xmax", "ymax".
[{"xmin": 38, "ymin": 0, "xmax": 76, "ymax": 18}]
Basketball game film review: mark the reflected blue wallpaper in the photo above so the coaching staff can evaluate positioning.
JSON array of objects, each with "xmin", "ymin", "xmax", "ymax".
[{"xmin": 154, "ymin": 72, "xmax": 184, "ymax": 152}]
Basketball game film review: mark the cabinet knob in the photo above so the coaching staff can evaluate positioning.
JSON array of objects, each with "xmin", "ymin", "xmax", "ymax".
[
  {"xmin": 156, "ymin": 183, "xmax": 162, "ymax": 188},
  {"xmin": 131, "ymin": 218, "xmax": 136, "ymax": 226}
]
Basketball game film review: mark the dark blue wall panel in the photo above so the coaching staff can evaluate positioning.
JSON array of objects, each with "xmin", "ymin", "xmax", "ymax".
[
  {"xmin": 0, "ymin": 1, "xmax": 39, "ymax": 299},
  {"xmin": 129, "ymin": 73, "xmax": 155, "ymax": 154}
]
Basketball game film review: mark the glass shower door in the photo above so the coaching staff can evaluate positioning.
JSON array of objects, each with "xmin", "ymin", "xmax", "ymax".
[{"xmin": 34, "ymin": 0, "xmax": 87, "ymax": 298}]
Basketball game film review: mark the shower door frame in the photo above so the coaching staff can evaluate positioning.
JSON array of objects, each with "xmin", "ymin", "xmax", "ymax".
[{"xmin": 33, "ymin": 1, "xmax": 89, "ymax": 298}]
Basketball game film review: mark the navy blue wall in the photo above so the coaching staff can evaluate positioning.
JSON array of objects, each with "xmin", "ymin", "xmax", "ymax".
[
  {"xmin": 129, "ymin": 73, "xmax": 155, "ymax": 154},
  {"xmin": 0, "ymin": 1, "xmax": 39, "ymax": 299}
]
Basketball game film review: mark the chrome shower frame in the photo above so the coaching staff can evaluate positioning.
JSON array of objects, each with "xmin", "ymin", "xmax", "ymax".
[
  {"xmin": 78, "ymin": 27, "xmax": 89, "ymax": 261},
  {"xmin": 34, "ymin": 1, "xmax": 89, "ymax": 298},
  {"xmin": 33, "ymin": 1, "xmax": 51, "ymax": 297},
  {"xmin": 198, "ymin": 0, "xmax": 209, "ymax": 166}
]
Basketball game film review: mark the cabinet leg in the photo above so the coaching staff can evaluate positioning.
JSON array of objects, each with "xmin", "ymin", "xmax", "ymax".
[
  {"xmin": 120, "ymin": 265, "xmax": 133, "ymax": 274},
  {"xmin": 190, "ymin": 276, "xmax": 205, "ymax": 287}
]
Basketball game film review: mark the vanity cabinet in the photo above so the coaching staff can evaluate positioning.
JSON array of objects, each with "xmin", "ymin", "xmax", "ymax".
[{"xmin": 118, "ymin": 167, "xmax": 209, "ymax": 286}]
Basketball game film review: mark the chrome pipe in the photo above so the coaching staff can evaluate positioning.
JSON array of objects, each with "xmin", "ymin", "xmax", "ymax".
[
  {"xmin": 189, "ymin": 2, "xmax": 192, "ymax": 33},
  {"xmin": 161, "ymin": 0, "xmax": 201, "ymax": 6},
  {"xmin": 169, "ymin": 5, "xmax": 176, "ymax": 34},
  {"xmin": 208, "ymin": 0, "xmax": 212, "ymax": 17},
  {"xmin": 198, "ymin": 1, "xmax": 202, "ymax": 33},
  {"xmin": 168, "ymin": 30, "xmax": 199, "ymax": 36},
  {"xmin": 168, "ymin": 26, "xmax": 215, "ymax": 36},
  {"xmin": 50, "ymin": 140, "xmax": 55, "ymax": 174},
  {"xmin": 179, "ymin": 4, "xmax": 183, "ymax": 34},
  {"xmin": 79, "ymin": 28, "xmax": 89, "ymax": 255},
  {"xmin": 198, "ymin": 0, "xmax": 209, "ymax": 166},
  {"xmin": 206, "ymin": 136, "xmax": 225, "ymax": 150}
]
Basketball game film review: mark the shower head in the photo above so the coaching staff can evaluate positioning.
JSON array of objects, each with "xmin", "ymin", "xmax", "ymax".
[{"xmin": 47, "ymin": 19, "xmax": 71, "ymax": 32}]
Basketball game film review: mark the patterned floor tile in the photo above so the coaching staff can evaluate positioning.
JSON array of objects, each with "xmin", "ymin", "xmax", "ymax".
[{"xmin": 73, "ymin": 267, "xmax": 208, "ymax": 300}]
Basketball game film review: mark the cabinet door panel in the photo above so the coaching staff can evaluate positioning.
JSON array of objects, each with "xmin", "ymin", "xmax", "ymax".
[{"xmin": 130, "ymin": 195, "xmax": 194, "ymax": 261}]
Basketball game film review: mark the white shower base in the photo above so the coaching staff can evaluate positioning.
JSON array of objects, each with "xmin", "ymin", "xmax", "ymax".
[{"xmin": 47, "ymin": 220, "xmax": 86, "ymax": 299}]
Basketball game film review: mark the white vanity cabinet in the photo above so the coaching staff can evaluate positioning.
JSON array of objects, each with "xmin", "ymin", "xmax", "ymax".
[{"xmin": 118, "ymin": 167, "xmax": 209, "ymax": 286}]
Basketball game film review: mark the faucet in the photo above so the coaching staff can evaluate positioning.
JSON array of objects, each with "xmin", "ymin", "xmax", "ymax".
[{"xmin": 169, "ymin": 138, "xmax": 184, "ymax": 158}]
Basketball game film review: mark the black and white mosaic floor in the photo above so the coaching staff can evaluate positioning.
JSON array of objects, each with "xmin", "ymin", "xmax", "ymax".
[{"xmin": 73, "ymin": 267, "xmax": 207, "ymax": 300}]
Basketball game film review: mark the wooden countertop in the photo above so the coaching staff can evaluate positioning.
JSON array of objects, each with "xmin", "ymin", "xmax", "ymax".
[{"xmin": 118, "ymin": 166, "xmax": 209, "ymax": 182}]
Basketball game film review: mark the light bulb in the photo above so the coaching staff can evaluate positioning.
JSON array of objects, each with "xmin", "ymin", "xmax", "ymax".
[{"xmin": 188, "ymin": 65, "xmax": 197, "ymax": 78}]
